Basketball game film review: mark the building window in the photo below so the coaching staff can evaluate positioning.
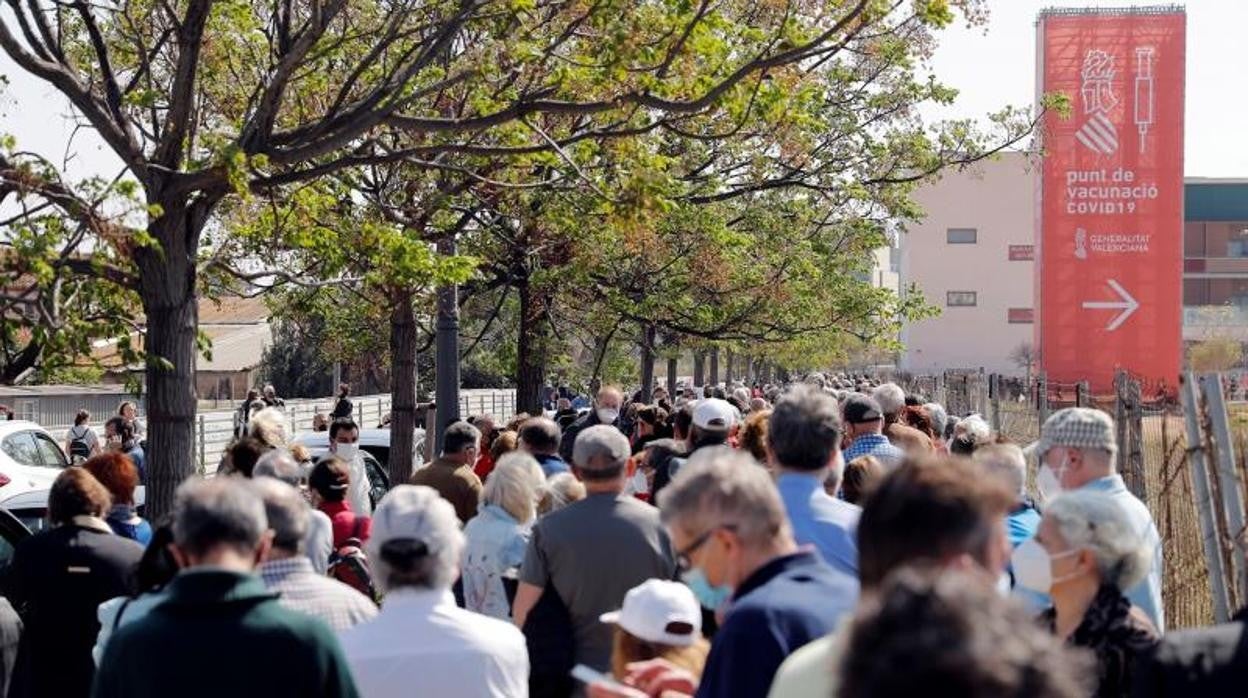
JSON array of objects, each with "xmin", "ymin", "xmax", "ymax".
[
  {"xmin": 1008, "ymin": 245, "xmax": 1034, "ymax": 261},
  {"xmin": 947, "ymin": 228, "xmax": 978, "ymax": 244},
  {"xmin": 1008, "ymin": 308, "xmax": 1034, "ymax": 324},
  {"xmin": 947, "ymin": 291, "xmax": 977, "ymax": 307}
]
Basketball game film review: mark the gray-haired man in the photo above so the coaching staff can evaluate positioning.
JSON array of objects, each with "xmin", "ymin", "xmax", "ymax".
[
  {"xmin": 252, "ymin": 478, "xmax": 378, "ymax": 631},
  {"xmin": 254, "ymin": 449, "xmax": 334, "ymax": 573},
  {"xmin": 513, "ymin": 425, "xmax": 675, "ymax": 674},
  {"xmin": 410, "ymin": 421, "xmax": 483, "ymax": 524},
  {"xmin": 590, "ymin": 448, "xmax": 858, "ymax": 698},
  {"xmin": 92, "ymin": 478, "xmax": 359, "ymax": 698},
  {"xmin": 1028, "ymin": 407, "xmax": 1164, "ymax": 631}
]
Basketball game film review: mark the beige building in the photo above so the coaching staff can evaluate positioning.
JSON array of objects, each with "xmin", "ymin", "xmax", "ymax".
[{"xmin": 899, "ymin": 153, "xmax": 1038, "ymax": 376}]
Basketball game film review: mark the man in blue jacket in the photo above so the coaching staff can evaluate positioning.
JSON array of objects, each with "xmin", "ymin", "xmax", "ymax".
[{"xmin": 590, "ymin": 448, "xmax": 858, "ymax": 698}]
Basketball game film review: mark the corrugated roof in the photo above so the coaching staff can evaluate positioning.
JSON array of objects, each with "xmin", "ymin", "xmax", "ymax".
[
  {"xmin": 199, "ymin": 296, "xmax": 269, "ymax": 325},
  {"xmin": 198, "ymin": 322, "xmax": 273, "ymax": 372},
  {"xmin": 0, "ymin": 384, "xmax": 136, "ymax": 397},
  {"xmin": 90, "ymin": 321, "xmax": 272, "ymax": 374}
]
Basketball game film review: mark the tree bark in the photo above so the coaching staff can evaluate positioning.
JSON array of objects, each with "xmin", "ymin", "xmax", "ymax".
[
  {"xmin": 667, "ymin": 357, "xmax": 678, "ymax": 398},
  {"xmin": 724, "ymin": 350, "xmax": 734, "ymax": 384},
  {"xmin": 434, "ymin": 236, "xmax": 460, "ymax": 453},
  {"xmin": 693, "ymin": 352, "xmax": 705, "ymax": 386},
  {"xmin": 388, "ymin": 289, "xmax": 418, "ymax": 484},
  {"xmin": 138, "ymin": 198, "xmax": 213, "ymax": 519},
  {"xmin": 515, "ymin": 278, "xmax": 548, "ymax": 416},
  {"xmin": 639, "ymin": 323, "xmax": 656, "ymax": 404},
  {"xmin": 709, "ymin": 347, "xmax": 720, "ymax": 386}
]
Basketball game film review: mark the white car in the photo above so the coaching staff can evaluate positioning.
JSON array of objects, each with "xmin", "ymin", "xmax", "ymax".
[
  {"xmin": 0, "ymin": 421, "xmax": 69, "ymax": 503},
  {"xmin": 0, "ymin": 421, "xmax": 149, "ymax": 534}
]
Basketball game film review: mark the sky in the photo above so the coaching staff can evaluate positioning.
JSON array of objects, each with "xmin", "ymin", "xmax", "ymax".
[
  {"xmin": 926, "ymin": 0, "xmax": 1248, "ymax": 178},
  {"xmin": 0, "ymin": 0, "xmax": 1243, "ymax": 180}
]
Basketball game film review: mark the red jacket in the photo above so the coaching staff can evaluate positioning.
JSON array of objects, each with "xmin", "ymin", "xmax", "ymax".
[{"xmin": 319, "ymin": 500, "xmax": 372, "ymax": 548}]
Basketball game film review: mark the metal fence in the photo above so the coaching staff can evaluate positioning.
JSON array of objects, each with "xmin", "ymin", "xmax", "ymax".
[{"xmin": 45, "ymin": 389, "xmax": 516, "ymax": 476}]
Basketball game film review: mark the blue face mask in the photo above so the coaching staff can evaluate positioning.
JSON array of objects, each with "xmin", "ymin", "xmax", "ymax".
[{"xmin": 684, "ymin": 567, "xmax": 733, "ymax": 612}]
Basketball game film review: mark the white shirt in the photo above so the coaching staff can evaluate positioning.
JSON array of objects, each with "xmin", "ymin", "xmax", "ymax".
[
  {"xmin": 348, "ymin": 455, "xmax": 372, "ymax": 517},
  {"xmin": 305, "ymin": 509, "xmax": 334, "ymax": 574},
  {"xmin": 339, "ymin": 588, "xmax": 529, "ymax": 698}
]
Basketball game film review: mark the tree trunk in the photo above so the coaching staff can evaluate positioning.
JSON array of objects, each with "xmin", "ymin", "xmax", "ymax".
[
  {"xmin": 709, "ymin": 347, "xmax": 720, "ymax": 386},
  {"xmin": 667, "ymin": 357, "xmax": 678, "ymax": 398},
  {"xmin": 724, "ymin": 350, "xmax": 734, "ymax": 384},
  {"xmin": 693, "ymin": 352, "xmax": 705, "ymax": 386},
  {"xmin": 137, "ymin": 199, "xmax": 212, "ymax": 519},
  {"xmin": 515, "ymin": 278, "xmax": 547, "ymax": 416},
  {"xmin": 434, "ymin": 236, "xmax": 461, "ymax": 453},
  {"xmin": 389, "ymin": 289, "xmax": 418, "ymax": 484},
  {"xmin": 639, "ymin": 324, "xmax": 656, "ymax": 404}
]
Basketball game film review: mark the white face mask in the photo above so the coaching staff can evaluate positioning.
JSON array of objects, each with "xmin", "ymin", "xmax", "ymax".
[
  {"xmin": 596, "ymin": 407, "xmax": 619, "ymax": 424},
  {"xmin": 1011, "ymin": 538, "xmax": 1080, "ymax": 592},
  {"xmin": 1036, "ymin": 453, "xmax": 1070, "ymax": 503},
  {"xmin": 630, "ymin": 468, "xmax": 649, "ymax": 495},
  {"xmin": 334, "ymin": 442, "xmax": 360, "ymax": 461}
]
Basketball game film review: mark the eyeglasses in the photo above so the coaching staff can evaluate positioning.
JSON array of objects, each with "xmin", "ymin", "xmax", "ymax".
[{"xmin": 675, "ymin": 524, "xmax": 736, "ymax": 573}]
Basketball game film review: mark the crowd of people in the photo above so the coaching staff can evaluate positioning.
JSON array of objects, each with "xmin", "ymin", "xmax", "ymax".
[{"xmin": 0, "ymin": 374, "xmax": 1243, "ymax": 697}]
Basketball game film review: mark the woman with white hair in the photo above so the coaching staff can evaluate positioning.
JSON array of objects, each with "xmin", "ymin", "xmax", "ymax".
[
  {"xmin": 1012, "ymin": 490, "xmax": 1159, "ymax": 698},
  {"xmin": 247, "ymin": 406, "xmax": 289, "ymax": 449},
  {"xmin": 461, "ymin": 452, "xmax": 546, "ymax": 620},
  {"xmin": 538, "ymin": 472, "xmax": 586, "ymax": 515}
]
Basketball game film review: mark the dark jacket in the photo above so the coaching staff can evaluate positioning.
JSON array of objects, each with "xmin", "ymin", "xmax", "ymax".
[
  {"xmin": 559, "ymin": 412, "xmax": 621, "ymax": 463},
  {"xmin": 641, "ymin": 438, "xmax": 689, "ymax": 500},
  {"xmin": 331, "ymin": 397, "xmax": 354, "ymax": 420},
  {"xmin": 523, "ymin": 585, "xmax": 576, "ymax": 698},
  {"xmin": 0, "ymin": 597, "xmax": 22, "ymax": 698},
  {"xmin": 92, "ymin": 569, "xmax": 359, "ymax": 698},
  {"xmin": 1041, "ymin": 585, "xmax": 1160, "ymax": 698},
  {"xmin": 1130, "ymin": 608, "xmax": 1247, "ymax": 697},
  {"xmin": 698, "ymin": 551, "xmax": 859, "ymax": 698},
  {"xmin": 6, "ymin": 522, "xmax": 142, "ymax": 698}
]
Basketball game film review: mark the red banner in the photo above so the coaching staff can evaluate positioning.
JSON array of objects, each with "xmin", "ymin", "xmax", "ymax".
[{"xmin": 1037, "ymin": 9, "xmax": 1185, "ymax": 392}]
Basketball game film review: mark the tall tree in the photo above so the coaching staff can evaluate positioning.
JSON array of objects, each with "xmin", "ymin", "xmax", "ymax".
[{"xmin": 0, "ymin": 0, "xmax": 1031, "ymax": 512}]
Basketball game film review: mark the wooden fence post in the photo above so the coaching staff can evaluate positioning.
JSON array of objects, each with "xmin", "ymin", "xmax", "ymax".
[
  {"xmin": 1037, "ymin": 373, "xmax": 1049, "ymax": 427},
  {"xmin": 1126, "ymin": 377, "xmax": 1146, "ymax": 501}
]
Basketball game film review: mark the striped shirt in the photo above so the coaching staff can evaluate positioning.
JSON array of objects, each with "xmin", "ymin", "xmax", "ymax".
[{"xmin": 258, "ymin": 557, "xmax": 378, "ymax": 632}]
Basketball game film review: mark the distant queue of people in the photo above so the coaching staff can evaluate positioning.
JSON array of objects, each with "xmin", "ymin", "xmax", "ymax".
[{"xmin": 0, "ymin": 376, "xmax": 1240, "ymax": 698}]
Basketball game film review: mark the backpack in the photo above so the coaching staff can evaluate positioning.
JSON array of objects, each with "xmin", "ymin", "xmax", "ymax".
[
  {"xmin": 328, "ymin": 518, "xmax": 380, "ymax": 605},
  {"xmin": 68, "ymin": 427, "xmax": 92, "ymax": 462}
]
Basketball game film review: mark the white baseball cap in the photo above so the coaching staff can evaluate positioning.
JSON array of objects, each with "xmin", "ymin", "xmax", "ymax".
[
  {"xmin": 599, "ymin": 579, "xmax": 702, "ymax": 647},
  {"xmin": 692, "ymin": 398, "xmax": 737, "ymax": 431}
]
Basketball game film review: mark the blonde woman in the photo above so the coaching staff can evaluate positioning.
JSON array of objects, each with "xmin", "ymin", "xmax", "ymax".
[
  {"xmin": 247, "ymin": 407, "xmax": 290, "ymax": 449},
  {"xmin": 601, "ymin": 579, "xmax": 710, "ymax": 682},
  {"xmin": 461, "ymin": 452, "xmax": 545, "ymax": 620}
]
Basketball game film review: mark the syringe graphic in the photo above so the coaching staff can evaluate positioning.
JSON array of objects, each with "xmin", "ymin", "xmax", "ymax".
[{"xmin": 1135, "ymin": 47, "xmax": 1155, "ymax": 153}]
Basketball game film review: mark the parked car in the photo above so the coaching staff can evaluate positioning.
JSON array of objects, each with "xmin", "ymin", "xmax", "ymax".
[
  {"xmin": 0, "ymin": 508, "xmax": 31, "ymax": 586},
  {"xmin": 0, "ymin": 421, "xmax": 69, "ymax": 509},
  {"xmin": 292, "ymin": 428, "xmax": 423, "ymax": 508}
]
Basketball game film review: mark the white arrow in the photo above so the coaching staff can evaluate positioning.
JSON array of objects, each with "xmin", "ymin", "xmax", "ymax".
[{"xmin": 1082, "ymin": 279, "xmax": 1140, "ymax": 331}]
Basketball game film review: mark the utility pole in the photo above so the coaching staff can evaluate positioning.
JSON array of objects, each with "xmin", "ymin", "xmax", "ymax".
[{"xmin": 434, "ymin": 235, "xmax": 460, "ymax": 453}]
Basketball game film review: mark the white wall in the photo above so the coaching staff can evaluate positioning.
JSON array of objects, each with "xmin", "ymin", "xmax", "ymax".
[{"xmin": 900, "ymin": 153, "xmax": 1037, "ymax": 376}]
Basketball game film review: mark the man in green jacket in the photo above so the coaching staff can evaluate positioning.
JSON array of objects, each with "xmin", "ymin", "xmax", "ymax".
[{"xmin": 92, "ymin": 477, "xmax": 359, "ymax": 698}]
